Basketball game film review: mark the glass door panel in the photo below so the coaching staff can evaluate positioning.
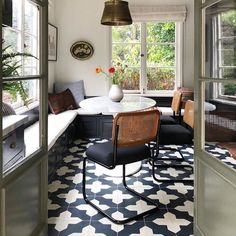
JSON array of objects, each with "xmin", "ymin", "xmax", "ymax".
[
  {"xmin": 204, "ymin": 81, "xmax": 236, "ymax": 170},
  {"xmin": 1, "ymin": 0, "xmax": 43, "ymax": 176},
  {"xmin": 203, "ymin": 1, "xmax": 236, "ymax": 170}
]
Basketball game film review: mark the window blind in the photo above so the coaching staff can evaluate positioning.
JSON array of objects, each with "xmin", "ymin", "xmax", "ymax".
[{"xmin": 130, "ymin": 5, "xmax": 187, "ymax": 22}]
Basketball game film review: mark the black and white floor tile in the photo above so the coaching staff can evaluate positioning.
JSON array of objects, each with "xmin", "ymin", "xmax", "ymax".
[
  {"xmin": 205, "ymin": 144, "xmax": 236, "ymax": 170},
  {"xmin": 48, "ymin": 139, "xmax": 236, "ymax": 236}
]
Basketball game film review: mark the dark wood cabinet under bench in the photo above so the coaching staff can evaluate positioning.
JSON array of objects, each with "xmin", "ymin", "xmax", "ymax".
[{"xmin": 77, "ymin": 114, "xmax": 113, "ymax": 139}]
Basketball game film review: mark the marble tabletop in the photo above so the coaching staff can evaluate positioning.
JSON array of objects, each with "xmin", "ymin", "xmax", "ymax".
[{"xmin": 79, "ymin": 95, "xmax": 156, "ymax": 115}]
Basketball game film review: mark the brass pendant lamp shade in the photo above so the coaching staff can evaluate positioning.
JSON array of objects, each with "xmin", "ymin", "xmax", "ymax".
[{"xmin": 101, "ymin": 0, "xmax": 133, "ymax": 26}]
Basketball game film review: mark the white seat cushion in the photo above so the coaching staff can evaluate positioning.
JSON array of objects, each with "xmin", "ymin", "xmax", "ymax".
[
  {"xmin": 24, "ymin": 110, "xmax": 78, "ymax": 155},
  {"xmin": 159, "ymin": 107, "xmax": 173, "ymax": 116},
  {"xmin": 48, "ymin": 110, "xmax": 78, "ymax": 149},
  {"xmin": 205, "ymin": 102, "xmax": 216, "ymax": 111},
  {"xmin": 77, "ymin": 108, "xmax": 101, "ymax": 115}
]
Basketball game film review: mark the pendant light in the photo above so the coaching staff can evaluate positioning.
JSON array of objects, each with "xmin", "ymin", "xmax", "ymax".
[{"xmin": 101, "ymin": 0, "xmax": 133, "ymax": 26}]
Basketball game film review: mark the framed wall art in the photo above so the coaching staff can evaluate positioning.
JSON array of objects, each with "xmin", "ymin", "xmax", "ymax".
[
  {"xmin": 48, "ymin": 23, "xmax": 58, "ymax": 61},
  {"xmin": 70, "ymin": 41, "xmax": 94, "ymax": 60}
]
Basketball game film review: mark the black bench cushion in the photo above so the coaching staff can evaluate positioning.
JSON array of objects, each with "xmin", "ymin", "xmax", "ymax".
[
  {"xmin": 160, "ymin": 124, "xmax": 193, "ymax": 145},
  {"xmin": 86, "ymin": 141, "xmax": 150, "ymax": 168}
]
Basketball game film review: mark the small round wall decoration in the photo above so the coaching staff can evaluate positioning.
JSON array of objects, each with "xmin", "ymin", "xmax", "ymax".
[{"xmin": 70, "ymin": 41, "xmax": 94, "ymax": 60}]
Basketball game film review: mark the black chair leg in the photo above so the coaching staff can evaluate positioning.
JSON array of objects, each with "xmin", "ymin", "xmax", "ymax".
[
  {"xmin": 121, "ymin": 164, "xmax": 159, "ymax": 222},
  {"xmin": 158, "ymin": 147, "xmax": 185, "ymax": 161},
  {"xmin": 82, "ymin": 158, "xmax": 158, "ymax": 224},
  {"xmin": 82, "ymin": 157, "xmax": 122, "ymax": 224},
  {"xmin": 150, "ymin": 148, "xmax": 194, "ymax": 183}
]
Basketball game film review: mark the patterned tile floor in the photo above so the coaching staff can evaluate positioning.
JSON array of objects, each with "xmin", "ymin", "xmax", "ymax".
[{"xmin": 48, "ymin": 139, "xmax": 235, "ymax": 236}]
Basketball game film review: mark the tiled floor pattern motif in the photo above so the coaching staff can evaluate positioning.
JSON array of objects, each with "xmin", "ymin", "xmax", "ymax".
[{"xmin": 48, "ymin": 139, "xmax": 235, "ymax": 235}]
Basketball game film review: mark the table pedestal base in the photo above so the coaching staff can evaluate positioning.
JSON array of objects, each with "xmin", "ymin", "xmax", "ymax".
[{"xmin": 96, "ymin": 161, "xmax": 142, "ymax": 177}]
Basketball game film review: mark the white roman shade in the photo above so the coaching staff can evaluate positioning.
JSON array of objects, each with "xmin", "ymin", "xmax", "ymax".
[{"xmin": 130, "ymin": 5, "xmax": 187, "ymax": 22}]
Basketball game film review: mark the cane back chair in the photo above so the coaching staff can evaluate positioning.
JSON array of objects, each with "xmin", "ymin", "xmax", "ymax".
[
  {"xmin": 83, "ymin": 108, "xmax": 160, "ymax": 224},
  {"xmin": 154, "ymin": 100, "xmax": 194, "ymax": 183},
  {"xmin": 160, "ymin": 90, "xmax": 183, "ymax": 125}
]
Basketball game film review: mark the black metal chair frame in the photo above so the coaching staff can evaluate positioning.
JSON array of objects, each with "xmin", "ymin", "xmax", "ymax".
[
  {"xmin": 172, "ymin": 109, "xmax": 182, "ymax": 124},
  {"xmin": 151, "ymin": 124, "xmax": 194, "ymax": 183},
  {"xmin": 82, "ymin": 119, "xmax": 160, "ymax": 224}
]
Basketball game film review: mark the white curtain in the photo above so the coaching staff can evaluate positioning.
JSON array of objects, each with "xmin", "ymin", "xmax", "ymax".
[{"xmin": 130, "ymin": 5, "xmax": 187, "ymax": 22}]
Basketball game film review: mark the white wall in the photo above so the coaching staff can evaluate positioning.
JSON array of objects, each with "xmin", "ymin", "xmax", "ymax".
[
  {"xmin": 48, "ymin": 0, "xmax": 56, "ymax": 92},
  {"xmin": 54, "ymin": 0, "xmax": 194, "ymax": 96}
]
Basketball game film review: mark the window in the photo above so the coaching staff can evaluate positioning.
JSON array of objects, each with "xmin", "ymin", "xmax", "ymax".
[
  {"xmin": 112, "ymin": 22, "xmax": 182, "ymax": 94},
  {"xmin": 213, "ymin": 10, "xmax": 236, "ymax": 100},
  {"xmin": 2, "ymin": 0, "xmax": 39, "ymax": 110}
]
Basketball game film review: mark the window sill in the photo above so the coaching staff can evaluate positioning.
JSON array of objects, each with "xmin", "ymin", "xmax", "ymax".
[
  {"xmin": 15, "ymin": 101, "xmax": 39, "ymax": 115},
  {"xmin": 213, "ymin": 98, "xmax": 236, "ymax": 107},
  {"xmin": 124, "ymin": 91, "xmax": 174, "ymax": 97}
]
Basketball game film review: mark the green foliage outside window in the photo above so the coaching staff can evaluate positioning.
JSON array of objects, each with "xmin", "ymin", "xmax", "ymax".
[
  {"xmin": 112, "ymin": 22, "xmax": 176, "ymax": 90},
  {"xmin": 224, "ymin": 84, "xmax": 236, "ymax": 96},
  {"xmin": 2, "ymin": 43, "xmax": 35, "ymax": 106},
  {"xmin": 220, "ymin": 10, "xmax": 236, "ymax": 97}
]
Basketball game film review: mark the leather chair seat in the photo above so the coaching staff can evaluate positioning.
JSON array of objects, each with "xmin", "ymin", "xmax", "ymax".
[
  {"xmin": 86, "ymin": 141, "xmax": 150, "ymax": 168},
  {"xmin": 160, "ymin": 124, "xmax": 193, "ymax": 145},
  {"xmin": 160, "ymin": 115, "xmax": 177, "ymax": 125}
]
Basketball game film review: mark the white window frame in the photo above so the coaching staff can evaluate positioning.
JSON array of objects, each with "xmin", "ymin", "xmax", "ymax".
[
  {"xmin": 111, "ymin": 21, "xmax": 183, "ymax": 96},
  {"xmin": 2, "ymin": 0, "xmax": 39, "ymax": 110},
  {"xmin": 213, "ymin": 14, "xmax": 236, "ymax": 101}
]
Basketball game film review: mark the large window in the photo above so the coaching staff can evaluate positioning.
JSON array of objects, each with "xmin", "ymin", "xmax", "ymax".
[
  {"xmin": 112, "ymin": 22, "xmax": 181, "ymax": 94},
  {"xmin": 2, "ymin": 0, "xmax": 39, "ymax": 110},
  {"xmin": 213, "ymin": 10, "xmax": 236, "ymax": 100}
]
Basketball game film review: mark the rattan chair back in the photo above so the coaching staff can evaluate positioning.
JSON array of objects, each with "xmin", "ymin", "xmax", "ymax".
[
  {"xmin": 112, "ymin": 108, "xmax": 160, "ymax": 147},
  {"xmin": 171, "ymin": 90, "xmax": 182, "ymax": 114},
  {"xmin": 183, "ymin": 100, "xmax": 194, "ymax": 128}
]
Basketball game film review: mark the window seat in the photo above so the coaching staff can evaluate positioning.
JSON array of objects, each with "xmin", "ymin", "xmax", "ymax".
[
  {"xmin": 48, "ymin": 110, "xmax": 78, "ymax": 149},
  {"xmin": 24, "ymin": 107, "xmax": 102, "ymax": 180},
  {"xmin": 24, "ymin": 110, "xmax": 78, "ymax": 180},
  {"xmin": 24, "ymin": 110, "xmax": 78, "ymax": 155},
  {"xmin": 24, "ymin": 108, "xmax": 100, "ymax": 153}
]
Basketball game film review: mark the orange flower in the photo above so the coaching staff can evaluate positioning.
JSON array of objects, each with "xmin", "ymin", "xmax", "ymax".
[{"xmin": 96, "ymin": 67, "xmax": 102, "ymax": 73}]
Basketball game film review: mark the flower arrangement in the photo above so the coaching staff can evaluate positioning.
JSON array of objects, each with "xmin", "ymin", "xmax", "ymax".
[{"xmin": 96, "ymin": 62, "xmax": 127, "ymax": 85}]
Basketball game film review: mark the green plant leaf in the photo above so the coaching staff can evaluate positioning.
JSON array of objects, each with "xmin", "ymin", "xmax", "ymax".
[{"xmin": 2, "ymin": 43, "xmax": 37, "ymax": 106}]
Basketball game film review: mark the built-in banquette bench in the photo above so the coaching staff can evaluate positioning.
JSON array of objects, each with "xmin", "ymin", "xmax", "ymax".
[
  {"xmin": 5, "ymin": 81, "xmax": 180, "ymax": 180},
  {"xmin": 26, "ymin": 109, "xmax": 118, "ymax": 181},
  {"xmin": 3, "ymin": 107, "xmax": 83, "ymax": 179},
  {"xmin": 24, "ymin": 110, "xmax": 78, "ymax": 180},
  {"xmin": 21, "ymin": 81, "xmax": 116, "ymax": 180}
]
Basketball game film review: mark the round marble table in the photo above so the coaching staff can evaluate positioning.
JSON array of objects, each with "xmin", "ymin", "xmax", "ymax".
[
  {"xmin": 79, "ymin": 95, "xmax": 156, "ymax": 115},
  {"xmin": 80, "ymin": 95, "xmax": 156, "ymax": 177}
]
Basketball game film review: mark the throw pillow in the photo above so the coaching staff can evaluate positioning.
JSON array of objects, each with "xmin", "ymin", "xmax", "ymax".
[
  {"xmin": 54, "ymin": 80, "xmax": 85, "ymax": 107},
  {"xmin": 48, "ymin": 89, "xmax": 77, "ymax": 115},
  {"xmin": 48, "ymin": 92, "xmax": 65, "ymax": 115},
  {"xmin": 63, "ymin": 89, "xmax": 78, "ymax": 110}
]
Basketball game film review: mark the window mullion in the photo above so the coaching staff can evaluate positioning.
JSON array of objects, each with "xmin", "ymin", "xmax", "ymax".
[
  {"xmin": 175, "ymin": 22, "xmax": 182, "ymax": 89},
  {"xmin": 141, "ymin": 23, "xmax": 147, "ymax": 94},
  {"xmin": 218, "ymin": 15, "xmax": 223, "ymax": 78},
  {"xmin": 21, "ymin": 0, "xmax": 25, "ymax": 76}
]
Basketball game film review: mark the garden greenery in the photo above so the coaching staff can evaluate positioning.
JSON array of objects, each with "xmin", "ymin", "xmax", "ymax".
[{"xmin": 2, "ymin": 43, "xmax": 35, "ymax": 106}]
